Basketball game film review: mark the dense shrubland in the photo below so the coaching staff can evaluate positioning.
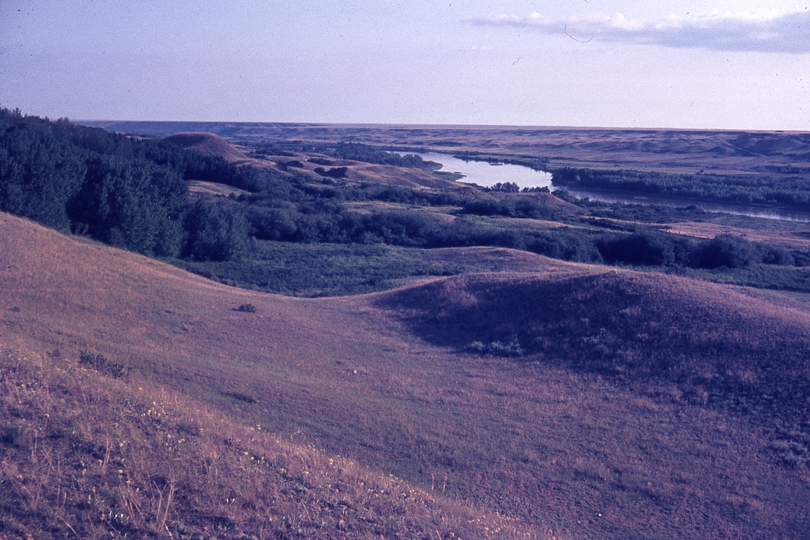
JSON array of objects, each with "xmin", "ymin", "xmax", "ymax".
[{"xmin": 596, "ymin": 231, "xmax": 795, "ymax": 269}]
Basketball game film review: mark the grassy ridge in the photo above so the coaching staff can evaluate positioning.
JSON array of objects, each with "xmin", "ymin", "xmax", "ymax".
[{"xmin": 379, "ymin": 271, "xmax": 810, "ymax": 429}]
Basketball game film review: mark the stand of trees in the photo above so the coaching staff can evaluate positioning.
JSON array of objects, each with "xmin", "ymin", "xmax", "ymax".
[
  {"xmin": 553, "ymin": 167, "xmax": 810, "ymax": 208},
  {"xmin": 595, "ymin": 231, "xmax": 794, "ymax": 269},
  {"xmin": 251, "ymin": 141, "xmax": 439, "ymax": 170},
  {"xmin": 0, "ymin": 108, "xmax": 249, "ymax": 260}
]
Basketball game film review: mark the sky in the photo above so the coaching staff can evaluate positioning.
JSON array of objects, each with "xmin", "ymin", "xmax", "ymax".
[{"xmin": 1, "ymin": 1, "xmax": 809, "ymax": 130}]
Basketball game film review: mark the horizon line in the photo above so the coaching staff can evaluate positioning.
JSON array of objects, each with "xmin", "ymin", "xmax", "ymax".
[{"xmin": 74, "ymin": 119, "xmax": 810, "ymax": 135}]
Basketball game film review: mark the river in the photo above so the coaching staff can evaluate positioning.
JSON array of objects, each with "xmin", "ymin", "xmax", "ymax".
[
  {"xmin": 419, "ymin": 152, "xmax": 810, "ymax": 222},
  {"xmin": 418, "ymin": 152, "xmax": 552, "ymax": 190}
]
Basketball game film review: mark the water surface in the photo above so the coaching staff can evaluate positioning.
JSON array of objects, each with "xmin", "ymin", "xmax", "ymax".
[{"xmin": 418, "ymin": 152, "xmax": 552, "ymax": 189}]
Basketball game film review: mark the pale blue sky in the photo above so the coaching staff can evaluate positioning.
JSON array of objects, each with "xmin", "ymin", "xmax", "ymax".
[{"xmin": 2, "ymin": 1, "xmax": 809, "ymax": 129}]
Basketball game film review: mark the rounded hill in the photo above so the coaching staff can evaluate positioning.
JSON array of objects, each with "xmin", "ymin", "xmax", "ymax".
[
  {"xmin": 378, "ymin": 270, "xmax": 810, "ymax": 423},
  {"xmin": 162, "ymin": 132, "xmax": 248, "ymax": 161}
]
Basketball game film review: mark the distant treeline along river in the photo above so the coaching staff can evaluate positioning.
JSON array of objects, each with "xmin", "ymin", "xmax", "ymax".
[{"xmin": 419, "ymin": 152, "xmax": 810, "ymax": 222}]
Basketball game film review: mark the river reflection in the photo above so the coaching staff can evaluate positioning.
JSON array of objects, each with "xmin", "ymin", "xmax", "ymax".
[
  {"xmin": 418, "ymin": 152, "xmax": 552, "ymax": 189},
  {"xmin": 420, "ymin": 152, "xmax": 810, "ymax": 223}
]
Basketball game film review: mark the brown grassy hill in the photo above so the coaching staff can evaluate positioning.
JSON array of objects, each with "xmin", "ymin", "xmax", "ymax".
[
  {"xmin": 162, "ymin": 132, "xmax": 249, "ymax": 162},
  {"xmin": 3, "ymin": 212, "xmax": 810, "ymax": 539},
  {"xmin": 1, "ymin": 348, "xmax": 529, "ymax": 539},
  {"xmin": 377, "ymin": 271, "xmax": 810, "ymax": 427},
  {"xmin": 0, "ymin": 213, "xmax": 539, "ymax": 538}
]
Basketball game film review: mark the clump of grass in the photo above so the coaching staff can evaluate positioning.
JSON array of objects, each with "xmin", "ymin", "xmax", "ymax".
[
  {"xmin": 223, "ymin": 390, "xmax": 259, "ymax": 403},
  {"xmin": 467, "ymin": 334, "xmax": 524, "ymax": 357},
  {"xmin": 770, "ymin": 427, "xmax": 810, "ymax": 469},
  {"xmin": 236, "ymin": 303, "xmax": 256, "ymax": 313},
  {"xmin": 1, "ymin": 422, "xmax": 27, "ymax": 445},
  {"xmin": 78, "ymin": 350, "xmax": 127, "ymax": 378}
]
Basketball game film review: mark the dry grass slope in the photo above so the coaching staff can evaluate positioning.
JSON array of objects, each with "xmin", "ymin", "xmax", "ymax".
[
  {"xmin": 3, "ymin": 212, "xmax": 810, "ymax": 539},
  {"xmin": 0, "ymin": 211, "xmax": 543, "ymax": 538},
  {"xmin": 0, "ymin": 348, "xmax": 537, "ymax": 539}
]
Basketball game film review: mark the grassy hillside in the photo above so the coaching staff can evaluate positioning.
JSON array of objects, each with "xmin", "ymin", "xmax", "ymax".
[
  {"xmin": 379, "ymin": 270, "xmax": 810, "ymax": 431},
  {"xmin": 0, "ymin": 212, "xmax": 541, "ymax": 538},
  {"xmin": 3, "ymin": 212, "xmax": 810, "ymax": 539},
  {"xmin": 1, "ymin": 348, "xmax": 536, "ymax": 539}
]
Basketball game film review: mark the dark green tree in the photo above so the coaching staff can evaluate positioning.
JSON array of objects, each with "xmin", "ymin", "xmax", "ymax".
[
  {"xmin": 67, "ymin": 155, "xmax": 185, "ymax": 256},
  {"xmin": 182, "ymin": 200, "xmax": 250, "ymax": 261},
  {"xmin": 0, "ymin": 120, "xmax": 86, "ymax": 230}
]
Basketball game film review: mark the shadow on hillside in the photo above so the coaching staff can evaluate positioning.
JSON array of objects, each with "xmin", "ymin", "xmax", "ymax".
[{"xmin": 376, "ymin": 271, "xmax": 810, "ymax": 439}]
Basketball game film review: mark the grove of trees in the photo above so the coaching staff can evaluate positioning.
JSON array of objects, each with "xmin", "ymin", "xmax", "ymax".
[{"xmin": 0, "ymin": 107, "xmax": 250, "ymax": 260}]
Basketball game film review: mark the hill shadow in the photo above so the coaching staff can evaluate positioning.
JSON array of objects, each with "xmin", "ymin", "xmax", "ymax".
[{"xmin": 376, "ymin": 270, "xmax": 810, "ymax": 430}]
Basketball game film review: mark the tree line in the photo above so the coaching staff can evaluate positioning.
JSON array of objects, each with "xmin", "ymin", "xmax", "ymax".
[
  {"xmin": 0, "ymin": 108, "xmax": 251, "ymax": 260},
  {"xmin": 250, "ymin": 141, "xmax": 439, "ymax": 170},
  {"xmin": 553, "ymin": 167, "xmax": 810, "ymax": 208}
]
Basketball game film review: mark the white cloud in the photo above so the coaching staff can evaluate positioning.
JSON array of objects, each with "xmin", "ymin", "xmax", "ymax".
[{"xmin": 467, "ymin": 9, "xmax": 810, "ymax": 53}]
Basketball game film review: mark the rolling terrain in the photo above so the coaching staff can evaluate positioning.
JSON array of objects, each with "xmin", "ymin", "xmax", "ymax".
[
  {"xmin": 165, "ymin": 131, "xmax": 483, "ymax": 196},
  {"xmin": 84, "ymin": 121, "xmax": 810, "ymax": 177},
  {"xmin": 3, "ymin": 212, "xmax": 810, "ymax": 539}
]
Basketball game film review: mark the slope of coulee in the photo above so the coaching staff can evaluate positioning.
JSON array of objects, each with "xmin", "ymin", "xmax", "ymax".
[{"xmin": 2, "ymin": 212, "xmax": 810, "ymax": 539}]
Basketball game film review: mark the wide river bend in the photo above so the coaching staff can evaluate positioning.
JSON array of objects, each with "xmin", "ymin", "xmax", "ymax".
[{"xmin": 418, "ymin": 152, "xmax": 810, "ymax": 222}]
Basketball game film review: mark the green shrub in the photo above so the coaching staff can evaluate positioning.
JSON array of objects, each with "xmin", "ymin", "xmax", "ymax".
[
  {"xmin": 79, "ymin": 350, "xmax": 127, "ymax": 378},
  {"xmin": 596, "ymin": 232, "xmax": 676, "ymax": 266},
  {"xmin": 691, "ymin": 234, "xmax": 760, "ymax": 269}
]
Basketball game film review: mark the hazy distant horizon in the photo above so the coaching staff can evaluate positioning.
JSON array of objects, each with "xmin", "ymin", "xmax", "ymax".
[
  {"xmin": 76, "ymin": 119, "xmax": 810, "ymax": 135},
  {"xmin": 4, "ymin": 1, "xmax": 809, "ymax": 131}
]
